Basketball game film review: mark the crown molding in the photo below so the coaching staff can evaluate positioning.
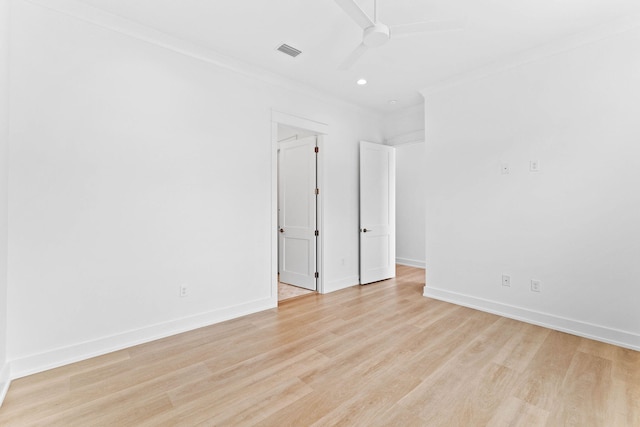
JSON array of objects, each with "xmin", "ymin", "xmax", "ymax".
[
  {"xmin": 385, "ymin": 130, "xmax": 424, "ymax": 146},
  {"xmin": 21, "ymin": 0, "xmax": 383, "ymax": 121},
  {"xmin": 420, "ymin": 13, "xmax": 640, "ymax": 96}
]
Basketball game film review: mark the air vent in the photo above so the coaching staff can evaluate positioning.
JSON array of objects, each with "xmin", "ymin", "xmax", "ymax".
[{"xmin": 276, "ymin": 44, "xmax": 302, "ymax": 58}]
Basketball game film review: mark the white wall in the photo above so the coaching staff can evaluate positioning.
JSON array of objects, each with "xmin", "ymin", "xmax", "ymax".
[
  {"xmin": 422, "ymin": 26, "xmax": 640, "ymax": 350},
  {"xmin": 395, "ymin": 142, "xmax": 426, "ymax": 268},
  {"xmin": 382, "ymin": 104, "xmax": 424, "ymax": 146},
  {"xmin": 7, "ymin": 0, "xmax": 382, "ymax": 377},
  {"xmin": 0, "ymin": 0, "xmax": 10, "ymax": 401},
  {"xmin": 382, "ymin": 104, "xmax": 427, "ymax": 268}
]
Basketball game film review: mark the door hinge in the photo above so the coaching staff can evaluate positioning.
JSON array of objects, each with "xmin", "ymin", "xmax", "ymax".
[
  {"xmin": 314, "ymin": 230, "xmax": 319, "ymax": 236},
  {"xmin": 314, "ymin": 146, "xmax": 319, "ymax": 153},
  {"xmin": 315, "ymin": 188, "xmax": 319, "ymax": 195},
  {"xmin": 314, "ymin": 272, "xmax": 319, "ymax": 278}
]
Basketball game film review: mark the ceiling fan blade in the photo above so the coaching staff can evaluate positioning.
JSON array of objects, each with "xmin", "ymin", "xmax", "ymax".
[
  {"xmin": 390, "ymin": 20, "xmax": 464, "ymax": 37},
  {"xmin": 334, "ymin": 0, "xmax": 375, "ymax": 29},
  {"xmin": 338, "ymin": 43, "xmax": 369, "ymax": 70}
]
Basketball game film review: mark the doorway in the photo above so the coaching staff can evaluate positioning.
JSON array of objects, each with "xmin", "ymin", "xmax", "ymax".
[
  {"xmin": 271, "ymin": 111, "xmax": 328, "ymax": 304},
  {"xmin": 278, "ymin": 132, "xmax": 317, "ymax": 300}
]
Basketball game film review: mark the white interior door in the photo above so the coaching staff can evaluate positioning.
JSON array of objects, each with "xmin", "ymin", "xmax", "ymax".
[
  {"xmin": 278, "ymin": 136, "xmax": 317, "ymax": 290},
  {"xmin": 360, "ymin": 141, "xmax": 396, "ymax": 284}
]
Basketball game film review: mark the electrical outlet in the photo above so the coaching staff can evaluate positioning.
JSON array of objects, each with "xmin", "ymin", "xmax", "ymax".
[
  {"xmin": 530, "ymin": 160, "xmax": 541, "ymax": 172},
  {"xmin": 179, "ymin": 284, "xmax": 189, "ymax": 297},
  {"xmin": 502, "ymin": 274, "xmax": 511, "ymax": 287},
  {"xmin": 530, "ymin": 279, "xmax": 541, "ymax": 292}
]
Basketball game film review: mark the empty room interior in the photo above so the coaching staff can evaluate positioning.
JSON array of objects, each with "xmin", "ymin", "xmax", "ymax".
[{"xmin": 0, "ymin": 0, "xmax": 639, "ymax": 425}]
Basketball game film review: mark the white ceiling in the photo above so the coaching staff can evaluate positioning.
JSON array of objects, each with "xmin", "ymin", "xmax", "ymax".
[{"xmin": 76, "ymin": 0, "xmax": 640, "ymax": 113}]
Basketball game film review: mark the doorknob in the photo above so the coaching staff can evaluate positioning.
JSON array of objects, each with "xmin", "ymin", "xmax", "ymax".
[
  {"xmin": 361, "ymin": 228, "xmax": 370, "ymax": 233},
  {"xmin": 279, "ymin": 228, "xmax": 284, "ymax": 233}
]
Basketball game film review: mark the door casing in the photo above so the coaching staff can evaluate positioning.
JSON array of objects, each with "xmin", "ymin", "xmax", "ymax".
[{"xmin": 271, "ymin": 111, "xmax": 327, "ymax": 302}]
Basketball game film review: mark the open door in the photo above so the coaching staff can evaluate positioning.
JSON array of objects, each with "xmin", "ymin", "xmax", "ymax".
[
  {"xmin": 278, "ymin": 136, "xmax": 317, "ymax": 290},
  {"xmin": 359, "ymin": 141, "xmax": 396, "ymax": 284}
]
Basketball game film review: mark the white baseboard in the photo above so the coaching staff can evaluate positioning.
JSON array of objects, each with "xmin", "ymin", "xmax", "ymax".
[
  {"xmin": 323, "ymin": 275, "xmax": 359, "ymax": 294},
  {"xmin": 423, "ymin": 286, "xmax": 640, "ymax": 351},
  {"xmin": 396, "ymin": 257, "xmax": 426, "ymax": 268},
  {"xmin": 0, "ymin": 362, "xmax": 10, "ymax": 408},
  {"xmin": 10, "ymin": 297, "xmax": 276, "ymax": 380}
]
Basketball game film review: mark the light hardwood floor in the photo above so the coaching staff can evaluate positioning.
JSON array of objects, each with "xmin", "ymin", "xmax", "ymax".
[
  {"xmin": 1, "ymin": 265, "xmax": 638, "ymax": 426},
  {"xmin": 278, "ymin": 281, "xmax": 315, "ymax": 301}
]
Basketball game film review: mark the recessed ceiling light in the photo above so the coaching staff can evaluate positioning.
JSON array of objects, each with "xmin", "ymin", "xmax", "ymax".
[
  {"xmin": 357, "ymin": 78, "xmax": 367, "ymax": 85},
  {"xmin": 389, "ymin": 100, "xmax": 397, "ymax": 105}
]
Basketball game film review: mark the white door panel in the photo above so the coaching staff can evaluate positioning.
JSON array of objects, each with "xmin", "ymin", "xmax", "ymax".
[
  {"xmin": 278, "ymin": 137, "xmax": 317, "ymax": 290},
  {"xmin": 360, "ymin": 141, "xmax": 395, "ymax": 284}
]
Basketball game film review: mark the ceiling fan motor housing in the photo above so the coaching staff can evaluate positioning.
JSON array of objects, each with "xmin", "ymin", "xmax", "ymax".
[{"xmin": 363, "ymin": 23, "xmax": 390, "ymax": 47}]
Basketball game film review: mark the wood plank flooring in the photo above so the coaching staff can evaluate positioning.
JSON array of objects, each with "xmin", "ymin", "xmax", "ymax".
[
  {"xmin": 278, "ymin": 281, "xmax": 315, "ymax": 301},
  {"xmin": 1, "ymin": 265, "xmax": 638, "ymax": 426}
]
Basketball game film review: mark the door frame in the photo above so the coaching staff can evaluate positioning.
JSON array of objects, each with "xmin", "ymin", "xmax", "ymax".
[{"xmin": 271, "ymin": 110, "xmax": 328, "ymax": 301}]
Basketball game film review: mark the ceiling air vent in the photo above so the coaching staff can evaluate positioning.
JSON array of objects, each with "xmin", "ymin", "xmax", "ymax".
[{"xmin": 276, "ymin": 44, "xmax": 302, "ymax": 58}]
